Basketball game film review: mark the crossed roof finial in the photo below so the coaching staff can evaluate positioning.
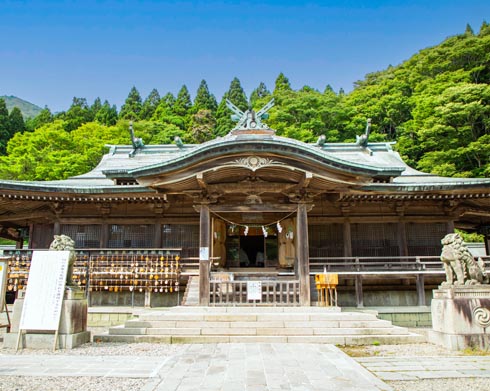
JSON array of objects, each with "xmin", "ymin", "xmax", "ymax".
[{"xmin": 226, "ymin": 98, "xmax": 275, "ymax": 131}]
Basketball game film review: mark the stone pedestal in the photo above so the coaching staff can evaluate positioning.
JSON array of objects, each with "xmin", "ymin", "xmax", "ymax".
[
  {"xmin": 3, "ymin": 288, "xmax": 90, "ymax": 349},
  {"xmin": 428, "ymin": 286, "xmax": 490, "ymax": 350}
]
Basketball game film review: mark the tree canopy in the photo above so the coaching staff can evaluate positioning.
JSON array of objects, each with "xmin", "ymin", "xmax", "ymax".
[{"xmin": 2, "ymin": 24, "xmax": 490, "ymax": 180}]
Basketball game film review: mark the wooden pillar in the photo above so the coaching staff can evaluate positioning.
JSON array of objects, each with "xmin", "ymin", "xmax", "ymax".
[
  {"xmin": 484, "ymin": 234, "xmax": 490, "ymax": 256},
  {"xmin": 53, "ymin": 221, "xmax": 61, "ymax": 236},
  {"xmin": 154, "ymin": 222, "xmax": 162, "ymax": 248},
  {"xmin": 100, "ymin": 223, "xmax": 109, "ymax": 248},
  {"xmin": 199, "ymin": 204, "xmax": 211, "ymax": 306},
  {"xmin": 446, "ymin": 220, "xmax": 455, "ymax": 233},
  {"xmin": 398, "ymin": 221, "xmax": 408, "ymax": 256},
  {"xmin": 355, "ymin": 275, "xmax": 364, "ymax": 308},
  {"xmin": 416, "ymin": 274, "xmax": 426, "ymax": 306},
  {"xmin": 343, "ymin": 221, "xmax": 352, "ymax": 257},
  {"xmin": 296, "ymin": 203, "xmax": 310, "ymax": 306}
]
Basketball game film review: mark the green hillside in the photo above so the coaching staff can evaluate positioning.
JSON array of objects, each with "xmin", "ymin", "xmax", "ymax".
[
  {"xmin": 1, "ymin": 95, "xmax": 42, "ymax": 119},
  {"xmin": 1, "ymin": 23, "xmax": 490, "ymax": 181}
]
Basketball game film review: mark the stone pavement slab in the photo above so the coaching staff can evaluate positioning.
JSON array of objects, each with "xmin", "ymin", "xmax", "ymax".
[
  {"xmin": 150, "ymin": 343, "xmax": 392, "ymax": 391},
  {"xmin": 0, "ymin": 344, "xmax": 392, "ymax": 391},
  {"xmin": 356, "ymin": 356, "xmax": 490, "ymax": 381}
]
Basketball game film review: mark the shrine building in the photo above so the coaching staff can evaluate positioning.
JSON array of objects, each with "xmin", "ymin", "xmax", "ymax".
[{"xmin": 1, "ymin": 100, "xmax": 490, "ymax": 307}]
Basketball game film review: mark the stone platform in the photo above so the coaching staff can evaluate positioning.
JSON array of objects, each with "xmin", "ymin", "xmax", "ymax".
[
  {"xmin": 2, "ymin": 288, "xmax": 90, "ymax": 349},
  {"xmin": 429, "ymin": 286, "xmax": 490, "ymax": 350},
  {"xmin": 94, "ymin": 306, "xmax": 424, "ymax": 345}
]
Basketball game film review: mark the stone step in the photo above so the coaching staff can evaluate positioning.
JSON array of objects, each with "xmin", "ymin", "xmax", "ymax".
[
  {"xmin": 137, "ymin": 312, "xmax": 378, "ymax": 322},
  {"xmin": 181, "ymin": 276, "xmax": 199, "ymax": 306},
  {"xmin": 109, "ymin": 325, "xmax": 408, "ymax": 337},
  {"xmin": 162, "ymin": 306, "xmax": 344, "ymax": 313},
  {"xmin": 123, "ymin": 319, "xmax": 393, "ymax": 329},
  {"xmin": 94, "ymin": 306, "xmax": 423, "ymax": 345},
  {"xmin": 94, "ymin": 333, "xmax": 424, "ymax": 345}
]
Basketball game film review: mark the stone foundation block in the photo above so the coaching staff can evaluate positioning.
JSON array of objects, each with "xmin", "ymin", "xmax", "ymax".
[{"xmin": 429, "ymin": 286, "xmax": 490, "ymax": 350}]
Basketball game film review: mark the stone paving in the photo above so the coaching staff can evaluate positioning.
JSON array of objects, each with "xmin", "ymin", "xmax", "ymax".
[
  {"xmin": 1, "ymin": 343, "xmax": 490, "ymax": 391},
  {"xmin": 0, "ymin": 343, "xmax": 391, "ymax": 391},
  {"xmin": 356, "ymin": 355, "xmax": 490, "ymax": 381}
]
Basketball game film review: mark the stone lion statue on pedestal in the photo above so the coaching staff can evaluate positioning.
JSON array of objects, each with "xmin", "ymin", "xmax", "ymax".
[
  {"xmin": 49, "ymin": 234, "xmax": 76, "ymax": 286},
  {"xmin": 440, "ymin": 233, "xmax": 489, "ymax": 287}
]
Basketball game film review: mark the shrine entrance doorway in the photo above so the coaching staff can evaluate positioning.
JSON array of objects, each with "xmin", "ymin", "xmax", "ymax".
[{"xmin": 211, "ymin": 216, "xmax": 291, "ymax": 270}]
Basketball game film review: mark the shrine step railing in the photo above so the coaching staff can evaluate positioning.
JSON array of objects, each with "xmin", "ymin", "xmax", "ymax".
[{"xmin": 209, "ymin": 280, "xmax": 300, "ymax": 306}]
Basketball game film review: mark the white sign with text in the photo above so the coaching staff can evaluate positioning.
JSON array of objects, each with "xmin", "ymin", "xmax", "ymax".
[
  {"xmin": 19, "ymin": 251, "xmax": 70, "ymax": 331},
  {"xmin": 247, "ymin": 281, "xmax": 262, "ymax": 301}
]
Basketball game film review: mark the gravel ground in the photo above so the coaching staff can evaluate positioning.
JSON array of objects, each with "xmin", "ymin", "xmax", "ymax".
[
  {"xmin": 0, "ymin": 342, "xmax": 488, "ymax": 391},
  {"xmin": 0, "ymin": 376, "xmax": 142, "ymax": 391},
  {"xmin": 0, "ymin": 341, "xmax": 182, "ymax": 356}
]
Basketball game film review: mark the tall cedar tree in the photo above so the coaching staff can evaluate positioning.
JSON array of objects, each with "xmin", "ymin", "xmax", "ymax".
[
  {"xmin": 95, "ymin": 100, "xmax": 118, "ymax": 126},
  {"xmin": 90, "ymin": 98, "xmax": 102, "ymax": 119},
  {"xmin": 0, "ymin": 99, "xmax": 10, "ymax": 154},
  {"xmin": 215, "ymin": 77, "xmax": 248, "ymax": 136},
  {"xmin": 9, "ymin": 107, "xmax": 26, "ymax": 135},
  {"xmin": 63, "ymin": 97, "xmax": 93, "ymax": 132},
  {"xmin": 141, "ymin": 89, "xmax": 161, "ymax": 120},
  {"xmin": 173, "ymin": 85, "xmax": 192, "ymax": 117},
  {"xmin": 193, "ymin": 80, "xmax": 217, "ymax": 113},
  {"xmin": 25, "ymin": 107, "xmax": 53, "ymax": 132},
  {"xmin": 273, "ymin": 73, "xmax": 292, "ymax": 95},
  {"xmin": 119, "ymin": 86, "xmax": 143, "ymax": 120},
  {"xmin": 250, "ymin": 82, "xmax": 271, "ymax": 107}
]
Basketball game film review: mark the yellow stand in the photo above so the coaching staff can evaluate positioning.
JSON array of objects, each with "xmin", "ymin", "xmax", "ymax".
[{"xmin": 315, "ymin": 273, "xmax": 338, "ymax": 307}]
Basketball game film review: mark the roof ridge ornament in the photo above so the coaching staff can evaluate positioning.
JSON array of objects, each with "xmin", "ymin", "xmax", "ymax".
[
  {"xmin": 356, "ymin": 118, "xmax": 372, "ymax": 155},
  {"xmin": 129, "ymin": 121, "xmax": 145, "ymax": 157},
  {"xmin": 226, "ymin": 98, "xmax": 275, "ymax": 134}
]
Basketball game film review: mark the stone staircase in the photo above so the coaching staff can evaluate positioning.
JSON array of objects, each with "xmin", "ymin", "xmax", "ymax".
[
  {"xmin": 93, "ymin": 306, "xmax": 425, "ymax": 345},
  {"xmin": 181, "ymin": 276, "xmax": 199, "ymax": 306}
]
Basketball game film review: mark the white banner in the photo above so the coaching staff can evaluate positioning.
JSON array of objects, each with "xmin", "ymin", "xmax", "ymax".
[{"xmin": 20, "ymin": 251, "xmax": 70, "ymax": 331}]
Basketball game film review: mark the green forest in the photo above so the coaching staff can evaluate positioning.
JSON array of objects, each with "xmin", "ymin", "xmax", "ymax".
[{"xmin": 1, "ymin": 23, "xmax": 490, "ymax": 181}]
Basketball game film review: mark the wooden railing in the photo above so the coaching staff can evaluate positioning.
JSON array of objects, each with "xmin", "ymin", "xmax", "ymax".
[
  {"xmin": 309, "ymin": 255, "xmax": 490, "ymax": 275},
  {"xmin": 309, "ymin": 255, "xmax": 490, "ymax": 307},
  {"xmin": 210, "ymin": 280, "xmax": 300, "ymax": 306}
]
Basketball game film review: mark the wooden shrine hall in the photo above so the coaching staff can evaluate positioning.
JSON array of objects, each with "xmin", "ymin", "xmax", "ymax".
[{"xmin": 1, "ymin": 100, "xmax": 490, "ymax": 307}]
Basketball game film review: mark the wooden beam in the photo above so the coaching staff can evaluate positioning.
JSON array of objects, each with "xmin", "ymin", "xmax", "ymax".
[
  {"xmin": 199, "ymin": 204, "xmax": 211, "ymax": 306},
  {"xmin": 209, "ymin": 204, "xmax": 298, "ymax": 213}
]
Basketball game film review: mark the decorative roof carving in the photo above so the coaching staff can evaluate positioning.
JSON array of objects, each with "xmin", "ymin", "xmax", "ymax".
[{"xmin": 222, "ymin": 156, "xmax": 285, "ymax": 172}]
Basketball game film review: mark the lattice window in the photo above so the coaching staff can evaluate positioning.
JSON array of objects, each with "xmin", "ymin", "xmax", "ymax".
[
  {"xmin": 107, "ymin": 224, "xmax": 155, "ymax": 248},
  {"xmin": 308, "ymin": 224, "xmax": 344, "ymax": 257},
  {"xmin": 162, "ymin": 224, "xmax": 199, "ymax": 258},
  {"xmin": 60, "ymin": 224, "xmax": 102, "ymax": 248},
  {"xmin": 351, "ymin": 223, "xmax": 400, "ymax": 257},
  {"xmin": 406, "ymin": 223, "xmax": 447, "ymax": 256}
]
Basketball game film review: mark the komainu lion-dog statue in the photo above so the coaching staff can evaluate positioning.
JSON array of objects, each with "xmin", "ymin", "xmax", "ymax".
[
  {"xmin": 49, "ymin": 234, "xmax": 76, "ymax": 286},
  {"xmin": 440, "ymin": 233, "xmax": 489, "ymax": 287}
]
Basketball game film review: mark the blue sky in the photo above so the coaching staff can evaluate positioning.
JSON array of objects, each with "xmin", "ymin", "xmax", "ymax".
[{"xmin": 1, "ymin": 0, "xmax": 489, "ymax": 112}]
